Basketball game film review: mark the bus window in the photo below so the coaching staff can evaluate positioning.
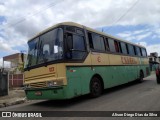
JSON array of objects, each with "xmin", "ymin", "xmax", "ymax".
[
  {"xmin": 118, "ymin": 42, "xmax": 122, "ymax": 53},
  {"xmin": 133, "ymin": 46, "xmax": 137, "ymax": 55},
  {"xmin": 120, "ymin": 42, "xmax": 128, "ymax": 54},
  {"xmin": 76, "ymin": 29, "xmax": 83, "ymax": 35},
  {"xmin": 136, "ymin": 47, "xmax": 141, "ymax": 56},
  {"xmin": 72, "ymin": 34, "xmax": 86, "ymax": 59},
  {"xmin": 66, "ymin": 33, "xmax": 86, "ymax": 59},
  {"xmin": 128, "ymin": 44, "xmax": 135, "ymax": 55},
  {"xmin": 105, "ymin": 38, "xmax": 110, "ymax": 51},
  {"xmin": 142, "ymin": 48, "xmax": 147, "ymax": 57},
  {"xmin": 91, "ymin": 33, "xmax": 105, "ymax": 51},
  {"xmin": 73, "ymin": 35, "xmax": 85, "ymax": 51},
  {"xmin": 140, "ymin": 48, "xmax": 143, "ymax": 56},
  {"xmin": 108, "ymin": 38, "xmax": 116, "ymax": 52},
  {"xmin": 88, "ymin": 32, "xmax": 93, "ymax": 49},
  {"xmin": 114, "ymin": 41, "xmax": 120, "ymax": 53}
]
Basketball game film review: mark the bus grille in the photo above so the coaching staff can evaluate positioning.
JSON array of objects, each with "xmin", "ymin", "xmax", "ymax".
[{"xmin": 30, "ymin": 82, "xmax": 47, "ymax": 88}]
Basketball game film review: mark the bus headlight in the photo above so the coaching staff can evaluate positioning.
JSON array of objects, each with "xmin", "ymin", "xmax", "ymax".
[
  {"xmin": 47, "ymin": 81, "xmax": 54, "ymax": 87},
  {"xmin": 47, "ymin": 80, "xmax": 63, "ymax": 87}
]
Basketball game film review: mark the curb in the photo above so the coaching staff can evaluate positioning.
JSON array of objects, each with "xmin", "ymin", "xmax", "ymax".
[{"xmin": 0, "ymin": 97, "xmax": 27, "ymax": 108}]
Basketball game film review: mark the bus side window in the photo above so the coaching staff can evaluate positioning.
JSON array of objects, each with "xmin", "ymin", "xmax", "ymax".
[
  {"xmin": 120, "ymin": 42, "xmax": 128, "ymax": 54},
  {"xmin": 142, "ymin": 48, "xmax": 147, "ymax": 57},
  {"xmin": 91, "ymin": 33, "xmax": 105, "ymax": 51},
  {"xmin": 88, "ymin": 32, "xmax": 105, "ymax": 51},
  {"xmin": 88, "ymin": 32, "xmax": 93, "ymax": 49},
  {"xmin": 128, "ymin": 44, "xmax": 135, "ymax": 55},
  {"xmin": 108, "ymin": 38, "xmax": 116, "ymax": 52},
  {"xmin": 136, "ymin": 46, "xmax": 141, "ymax": 56},
  {"xmin": 114, "ymin": 40, "xmax": 121, "ymax": 53},
  {"xmin": 105, "ymin": 38, "xmax": 110, "ymax": 51},
  {"xmin": 66, "ymin": 32, "xmax": 86, "ymax": 59},
  {"xmin": 118, "ymin": 42, "xmax": 122, "ymax": 53},
  {"xmin": 140, "ymin": 48, "xmax": 143, "ymax": 56},
  {"xmin": 126, "ymin": 44, "xmax": 129, "ymax": 54},
  {"xmin": 72, "ymin": 34, "xmax": 86, "ymax": 59},
  {"xmin": 133, "ymin": 46, "xmax": 137, "ymax": 55}
]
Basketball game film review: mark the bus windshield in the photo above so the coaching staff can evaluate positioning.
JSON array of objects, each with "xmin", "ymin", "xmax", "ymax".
[{"xmin": 25, "ymin": 28, "xmax": 63, "ymax": 69}]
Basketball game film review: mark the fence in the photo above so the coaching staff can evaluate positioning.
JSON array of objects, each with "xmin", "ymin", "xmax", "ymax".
[
  {"xmin": 9, "ymin": 74, "xmax": 24, "ymax": 88},
  {"xmin": 0, "ymin": 72, "xmax": 8, "ymax": 96}
]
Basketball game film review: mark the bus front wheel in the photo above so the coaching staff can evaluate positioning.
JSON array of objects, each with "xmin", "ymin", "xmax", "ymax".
[{"xmin": 90, "ymin": 77, "xmax": 103, "ymax": 98}]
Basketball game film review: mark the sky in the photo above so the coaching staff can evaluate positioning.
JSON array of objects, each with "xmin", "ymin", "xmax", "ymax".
[{"xmin": 0, "ymin": 0, "xmax": 160, "ymax": 66}]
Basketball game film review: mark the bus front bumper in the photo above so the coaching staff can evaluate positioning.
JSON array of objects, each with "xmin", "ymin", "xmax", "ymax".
[{"xmin": 25, "ymin": 86, "xmax": 67, "ymax": 100}]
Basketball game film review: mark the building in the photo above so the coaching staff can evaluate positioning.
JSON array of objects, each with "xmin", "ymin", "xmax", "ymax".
[
  {"xmin": 148, "ymin": 52, "xmax": 160, "ymax": 71},
  {"xmin": 3, "ymin": 53, "xmax": 26, "ymax": 87}
]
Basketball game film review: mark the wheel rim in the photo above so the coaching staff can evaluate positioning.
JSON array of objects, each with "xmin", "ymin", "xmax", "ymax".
[
  {"xmin": 92, "ymin": 82, "xmax": 100, "ymax": 93},
  {"xmin": 91, "ymin": 78, "xmax": 102, "ymax": 96}
]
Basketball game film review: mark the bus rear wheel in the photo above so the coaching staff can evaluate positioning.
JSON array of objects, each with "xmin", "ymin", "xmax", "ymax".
[{"xmin": 90, "ymin": 77, "xmax": 103, "ymax": 98}]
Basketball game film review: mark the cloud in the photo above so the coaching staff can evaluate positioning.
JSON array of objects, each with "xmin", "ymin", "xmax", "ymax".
[
  {"xmin": 136, "ymin": 32, "xmax": 152, "ymax": 41},
  {"xmin": 3, "ymin": 0, "xmax": 160, "ymax": 34},
  {"xmin": 147, "ymin": 44, "xmax": 160, "ymax": 56},
  {"xmin": 117, "ymin": 25, "xmax": 160, "ymax": 42},
  {"xmin": 1, "ymin": 0, "xmax": 160, "ymax": 58},
  {"xmin": 117, "ymin": 29, "xmax": 152, "ymax": 41},
  {"xmin": 0, "ymin": 58, "xmax": 2, "ymax": 67},
  {"xmin": 0, "ymin": 57, "xmax": 11, "ymax": 68}
]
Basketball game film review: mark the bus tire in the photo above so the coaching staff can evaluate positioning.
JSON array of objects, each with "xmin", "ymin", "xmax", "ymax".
[
  {"xmin": 138, "ymin": 70, "xmax": 144, "ymax": 83},
  {"xmin": 90, "ymin": 77, "xmax": 103, "ymax": 98}
]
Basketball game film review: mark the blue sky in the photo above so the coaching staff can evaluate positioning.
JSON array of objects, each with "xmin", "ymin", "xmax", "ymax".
[
  {"xmin": 99, "ymin": 24, "xmax": 160, "ymax": 46},
  {"xmin": 0, "ymin": 0, "xmax": 160, "ymax": 66}
]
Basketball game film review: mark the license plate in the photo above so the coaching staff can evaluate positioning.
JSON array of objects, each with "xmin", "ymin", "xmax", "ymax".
[{"xmin": 35, "ymin": 91, "xmax": 42, "ymax": 96}]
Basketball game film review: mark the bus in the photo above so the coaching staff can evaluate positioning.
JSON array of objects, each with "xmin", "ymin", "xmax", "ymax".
[{"xmin": 24, "ymin": 22, "xmax": 150, "ymax": 99}]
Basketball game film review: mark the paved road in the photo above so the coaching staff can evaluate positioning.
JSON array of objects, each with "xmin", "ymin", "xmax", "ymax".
[{"xmin": 0, "ymin": 74, "xmax": 160, "ymax": 120}]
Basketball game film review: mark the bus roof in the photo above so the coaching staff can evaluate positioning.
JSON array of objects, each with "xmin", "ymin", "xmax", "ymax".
[{"xmin": 28, "ymin": 22, "xmax": 145, "ymax": 48}]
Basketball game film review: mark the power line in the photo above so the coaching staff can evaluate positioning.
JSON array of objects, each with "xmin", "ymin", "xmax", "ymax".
[
  {"xmin": 105, "ymin": 0, "xmax": 140, "ymax": 32},
  {"xmin": 6, "ymin": 0, "xmax": 64, "ymax": 27}
]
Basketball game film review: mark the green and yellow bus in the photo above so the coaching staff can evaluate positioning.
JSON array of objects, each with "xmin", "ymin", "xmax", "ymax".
[{"xmin": 24, "ymin": 22, "xmax": 150, "ymax": 99}]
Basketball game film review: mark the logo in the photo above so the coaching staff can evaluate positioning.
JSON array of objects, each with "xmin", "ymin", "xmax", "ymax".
[
  {"xmin": 49, "ymin": 67, "xmax": 54, "ymax": 72},
  {"xmin": 2, "ymin": 112, "xmax": 11, "ymax": 117},
  {"xmin": 97, "ymin": 56, "xmax": 101, "ymax": 63}
]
